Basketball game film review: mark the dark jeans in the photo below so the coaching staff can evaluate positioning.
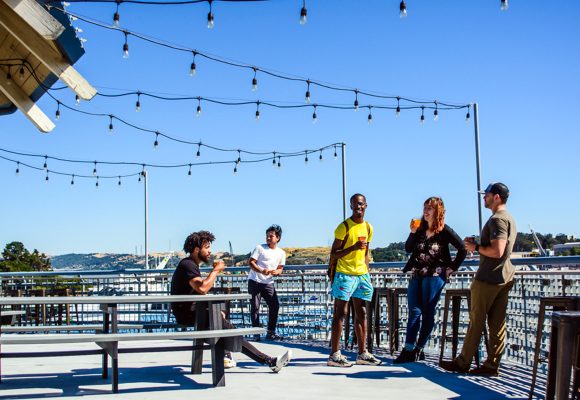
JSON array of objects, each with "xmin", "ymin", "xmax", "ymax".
[
  {"xmin": 405, "ymin": 275, "xmax": 446, "ymax": 349},
  {"xmin": 173, "ymin": 307, "xmax": 273, "ymax": 365},
  {"xmin": 248, "ymin": 279, "xmax": 280, "ymax": 334}
]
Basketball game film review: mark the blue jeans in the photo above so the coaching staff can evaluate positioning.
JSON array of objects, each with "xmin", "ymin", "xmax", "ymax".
[{"xmin": 404, "ymin": 275, "xmax": 446, "ymax": 349}]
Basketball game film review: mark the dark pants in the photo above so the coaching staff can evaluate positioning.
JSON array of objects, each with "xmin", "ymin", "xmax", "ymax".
[
  {"xmin": 405, "ymin": 275, "xmax": 446, "ymax": 349},
  {"xmin": 248, "ymin": 279, "xmax": 280, "ymax": 334},
  {"xmin": 173, "ymin": 307, "xmax": 273, "ymax": 365}
]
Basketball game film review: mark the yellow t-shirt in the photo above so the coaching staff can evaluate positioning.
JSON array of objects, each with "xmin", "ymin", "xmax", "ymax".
[{"xmin": 334, "ymin": 218, "xmax": 373, "ymax": 276}]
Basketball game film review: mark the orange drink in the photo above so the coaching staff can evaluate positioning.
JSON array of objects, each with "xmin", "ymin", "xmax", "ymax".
[{"xmin": 411, "ymin": 219, "xmax": 422, "ymax": 230}]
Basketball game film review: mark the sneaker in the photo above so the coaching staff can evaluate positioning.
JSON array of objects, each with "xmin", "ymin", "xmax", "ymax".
[
  {"xmin": 270, "ymin": 350, "xmax": 292, "ymax": 373},
  {"xmin": 393, "ymin": 348, "xmax": 418, "ymax": 364},
  {"xmin": 356, "ymin": 351, "xmax": 382, "ymax": 366},
  {"xmin": 469, "ymin": 365, "xmax": 499, "ymax": 377},
  {"xmin": 439, "ymin": 359, "xmax": 469, "ymax": 373},
  {"xmin": 266, "ymin": 332, "xmax": 284, "ymax": 341},
  {"xmin": 253, "ymin": 334, "xmax": 261, "ymax": 342},
  {"xmin": 327, "ymin": 352, "xmax": 354, "ymax": 368},
  {"xmin": 224, "ymin": 355, "xmax": 237, "ymax": 369}
]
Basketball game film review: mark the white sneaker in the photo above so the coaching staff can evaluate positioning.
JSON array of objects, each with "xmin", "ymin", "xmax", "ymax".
[
  {"xmin": 356, "ymin": 351, "xmax": 382, "ymax": 366},
  {"xmin": 224, "ymin": 355, "xmax": 236, "ymax": 369},
  {"xmin": 327, "ymin": 352, "xmax": 354, "ymax": 367},
  {"xmin": 270, "ymin": 349, "xmax": 292, "ymax": 373}
]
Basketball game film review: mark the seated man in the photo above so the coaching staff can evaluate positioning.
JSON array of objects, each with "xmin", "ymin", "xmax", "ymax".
[{"xmin": 170, "ymin": 230, "xmax": 291, "ymax": 372}]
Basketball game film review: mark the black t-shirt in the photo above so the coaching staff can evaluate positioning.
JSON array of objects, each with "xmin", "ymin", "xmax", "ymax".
[{"xmin": 170, "ymin": 258, "xmax": 201, "ymax": 322}]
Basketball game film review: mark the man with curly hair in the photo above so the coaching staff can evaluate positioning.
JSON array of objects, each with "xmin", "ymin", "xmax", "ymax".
[{"xmin": 170, "ymin": 230, "xmax": 291, "ymax": 373}]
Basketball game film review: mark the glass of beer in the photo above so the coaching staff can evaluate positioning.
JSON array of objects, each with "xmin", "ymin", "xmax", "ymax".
[
  {"xmin": 411, "ymin": 218, "xmax": 422, "ymax": 230},
  {"xmin": 358, "ymin": 236, "xmax": 367, "ymax": 249},
  {"xmin": 213, "ymin": 259, "xmax": 224, "ymax": 268}
]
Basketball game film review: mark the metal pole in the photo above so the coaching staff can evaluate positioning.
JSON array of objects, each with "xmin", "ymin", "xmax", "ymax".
[
  {"xmin": 473, "ymin": 103, "xmax": 483, "ymax": 234},
  {"xmin": 144, "ymin": 169, "xmax": 149, "ymax": 270},
  {"xmin": 341, "ymin": 143, "xmax": 347, "ymax": 221}
]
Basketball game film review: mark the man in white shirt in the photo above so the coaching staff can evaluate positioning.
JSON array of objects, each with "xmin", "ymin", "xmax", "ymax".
[{"xmin": 248, "ymin": 225, "xmax": 286, "ymax": 341}]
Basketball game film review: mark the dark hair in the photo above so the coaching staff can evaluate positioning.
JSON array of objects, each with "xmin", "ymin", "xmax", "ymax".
[
  {"xmin": 350, "ymin": 193, "xmax": 366, "ymax": 203},
  {"xmin": 183, "ymin": 231, "xmax": 215, "ymax": 254},
  {"xmin": 266, "ymin": 224, "xmax": 283, "ymax": 240},
  {"xmin": 424, "ymin": 196, "xmax": 445, "ymax": 234}
]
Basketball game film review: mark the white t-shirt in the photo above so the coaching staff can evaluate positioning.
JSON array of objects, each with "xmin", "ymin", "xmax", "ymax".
[{"xmin": 248, "ymin": 244, "xmax": 286, "ymax": 284}]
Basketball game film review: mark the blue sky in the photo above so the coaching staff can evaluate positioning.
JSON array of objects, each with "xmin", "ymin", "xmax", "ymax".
[{"xmin": 1, "ymin": 1, "xmax": 579, "ymax": 256}]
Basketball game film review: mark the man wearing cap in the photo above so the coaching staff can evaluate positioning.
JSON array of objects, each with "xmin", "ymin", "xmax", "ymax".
[{"xmin": 440, "ymin": 182, "xmax": 516, "ymax": 376}]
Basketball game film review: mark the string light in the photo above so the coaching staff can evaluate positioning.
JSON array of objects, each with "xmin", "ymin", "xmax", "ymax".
[
  {"xmin": 96, "ymin": 176, "xmax": 99, "ymax": 188},
  {"xmin": 118, "ymin": 176, "xmax": 122, "ymax": 186},
  {"xmin": 399, "ymin": 0, "xmax": 407, "ymax": 18},
  {"xmin": 420, "ymin": 106, "xmax": 425, "ymax": 124},
  {"xmin": 108, "ymin": 115, "xmax": 114, "ymax": 132},
  {"xmin": 300, "ymin": 0, "xmax": 307, "ymax": 25},
  {"xmin": 354, "ymin": 89, "xmax": 359, "ymax": 111},
  {"xmin": 500, "ymin": 0, "xmax": 508, "ymax": 11},
  {"xmin": 255, "ymin": 101, "xmax": 260, "ymax": 120},
  {"xmin": 277, "ymin": 156, "xmax": 281, "ymax": 168},
  {"xmin": 93, "ymin": 161, "xmax": 97, "ymax": 176},
  {"xmin": 305, "ymin": 80, "xmax": 311, "ymax": 103},
  {"xmin": 75, "ymin": 94, "xmax": 80, "ymax": 105},
  {"xmin": 233, "ymin": 164, "xmax": 237, "ymax": 174},
  {"xmin": 304, "ymin": 151, "xmax": 308, "ymax": 164},
  {"xmin": 71, "ymin": 174, "xmax": 75, "ymax": 185},
  {"xmin": 319, "ymin": 149, "xmax": 323, "ymax": 162},
  {"xmin": 272, "ymin": 152, "xmax": 276, "ymax": 166},
  {"xmin": 252, "ymin": 67, "xmax": 258, "ymax": 91},
  {"xmin": 236, "ymin": 150, "xmax": 241, "ymax": 165},
  {"xmin": 113, "ymin": 0, "xmax": 120, "ymax": 26},
  {"xmin": 55, "ymin": 101, "xmax": 61, "ymax": 121},
  {"xmin": 189, "ymin": 51, "xmax": 197, "ymax": 76},
  {"xmin": 433, "ymin": 101, "xmax": 439, "ymax": 121},
  {"xmin": 196, "ymin": 142, "xmax": 201, "ymax": 157},
  {"xmin": 122, "ymin": 31, "xmax": 129, "ymax": 59},
  {"xmin": 135, "ymin": 92, "xmax": 141, "ymax": 112},
  {"xmin": 466, "ymin": 104, "xmax": 471, "ymax": 123},
  {"xmin": 207, "ymin": 0, "xmax": 214, "ymax": 29},
  {"xmin": 334, "ymin": 145, "xmax": 337, "ymax": 158},
  {"xmin": 153, "ymin": 132, "xmax": 159, "ymax": 148},
  {"xmin": 312, "ymin": 105, "xmax": 317, "ymax": 123},
  {"xmin": 188, "ymin": 164, "xmax": 192, "ymax": 176},
  {"xmin": 396, "ymin": 97, "xmax": 401, "ymax": 117},
  {"xmin": 15, "ymin": 161, "xmax": 19, "ymax": 175},
  {"xmin": 45, "ymin": 170, "xmax": 49, "ymax": 182},
  {"xmin": 43, "ymin": 156, "xmax": 48, "ymax": 170},
  {"xmin": 196, "ymin": 97, "xmax": 202, "ymax": 116},
  {"xmin": 138, "ymin": 173, "xmax": 141, "ymax": 182},
  {"xmin": 367, "ymin": 106, "xmax": 373, "ymax": 124}
]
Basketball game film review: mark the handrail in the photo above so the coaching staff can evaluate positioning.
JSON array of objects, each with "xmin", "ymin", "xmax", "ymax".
[{"xmin": 0, "ymin": 256, "xmax": 578, "ymax": 278}]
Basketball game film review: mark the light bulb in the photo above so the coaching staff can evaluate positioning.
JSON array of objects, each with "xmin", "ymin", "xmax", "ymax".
[
  {"xmin": 304, "ymin": 152, "xmax": 309, "ymax": 164},
  {"xmin": 305, "ymin": 90, "xmax": 311, "ymax": 103},
  {"xmin": 75, "ymin": 94, "xmax": 80, "ymax": 105},
  {"xmin": 196, "ymin": 144, "xmax": 201, "ymax": 157},
  {"xmin": 18, "ymin": 66, "xmax": 25, "ymax": 80},
  {"xmin": 434, "ymin": 109, "xmax": 439, "ymax": 121},
  {"xmin": 319, "ymin": 151, "xmax": 323, "ymax": 162},
  {"xmin": 136, "ymin": 99, "xmax": 141, "ymax": 112},
  {"xmin": 188, "ymin": 165, "xmax": 192, "ymax": 176},
  {"xmin": 207, "ymin": 12, "xmax": 214, "ymax": 29},
  {"xmin": 55, "ymin": 108, "xmax": 60, "ymax": 121},
  {"xmin": 190, "ymin": 61, "xmax": 196, "ymax": 76},
  {"xmin": 466, "ymin": 110, "xmax": 471, "ymax": 123},
  {"xmin": 96, "ymin": 178, "xmax": 99, "ymax": 188},
  {"xmin": 43, "ymin": 157, "xmax": 48, "ymax": 170},
  {"xmin": 71, "ymin": 175, "xmax": 75, "ymax": 185},
  {"xmin": 123, "ymin": 43, "xmax": 129, "ymax": 59},
  {"xmin": 312, "ymin": 107, "xmax": 317, "ymax": 123},
  {"xmin": 252, "ymin": 77, "xmax": 258, "ymax": 91},
  {"xmin": 368, "ymin": 112, "xmax": 373, "ymax": 124},
  {"xmin": 500, "ymin": 0, "xmax": 509, "ymax": 11},
  {"xmin": 255, "ymin": 110, "xmax": 260, "ymax": 120},
  {"xmin": 196, "ymin": 98, "xmax": 202, "ymax": 116},
  {"xmin": 154, "ymin": 135, "xmax": 159, "ymax": 148},
  {"xmin": 233, "ymin": 165, "xmax": 237, "ymax": 175},
  {"xmin": 93, "ymin": 162, "xmax": 97, "ymax": 176},
  {"xmin": 300, "ymin": 6, "xmax": 307, "ymax": 25},
  {"xmin": 399, "ymin": 1, "xmax": 407, "ymax": 18},
  {"xmin": 113, "ymin": 11, "xmax": 120, "ymax": 26},
  {"xmin": 118, "ymin": 177, "xmax": 122, "ymax": 186},
  {"xmin": 334, "ymin": 147, "xmax": 338, "ymax": 158},
  {"xmin": 15, "ymin": 162, "xmax": 19, "ymax": 175},
  {"xmin": 45, "ymin": 172, "xmax": 49, "ymax": 182}
]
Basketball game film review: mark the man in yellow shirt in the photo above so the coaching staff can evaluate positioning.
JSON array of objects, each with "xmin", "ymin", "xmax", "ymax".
[{"xmin": 328, "ymin": 193, "xmax": 382, "ymax": 367}]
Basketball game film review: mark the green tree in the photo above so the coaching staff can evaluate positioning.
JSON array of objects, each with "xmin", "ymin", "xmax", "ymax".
[{"xmin": 0, "ymin": 242, "xmax": 51, "ymax": 272}]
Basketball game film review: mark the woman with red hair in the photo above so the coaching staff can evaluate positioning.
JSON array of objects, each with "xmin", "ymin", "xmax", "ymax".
[{"xmin": 394, "ymin": 197, "xmax": 467, "ymax": 364}]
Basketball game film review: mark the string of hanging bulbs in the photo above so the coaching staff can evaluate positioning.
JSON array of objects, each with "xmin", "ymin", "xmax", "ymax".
[
  {"xmin": 0, "ymin": 141, "xmax": 342, "ymax": 184},
  {"xmin": 51, "ymin": 0, "xmax": 509, "ymax": 30},
  {"xmin": 47, "ymin": 6, "xmax": 470, "ymax": 113}
]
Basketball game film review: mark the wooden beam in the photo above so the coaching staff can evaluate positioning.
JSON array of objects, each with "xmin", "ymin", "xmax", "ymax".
[
  {"xmin": 0, "ymin": 77, "xmax": 55, "ymax": 132},
  {"xmin": 2, "ymin": 0, "xmax": 64, "ymax": 40},
  {"xmin": 0, "ymin": 1, "xmax": 96, "ymax": 100}
]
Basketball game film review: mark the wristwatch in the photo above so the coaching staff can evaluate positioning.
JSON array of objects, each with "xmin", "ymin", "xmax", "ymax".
[{"xmin": 475, "ymin": 244, "xmax": 480, "ymax": 252}]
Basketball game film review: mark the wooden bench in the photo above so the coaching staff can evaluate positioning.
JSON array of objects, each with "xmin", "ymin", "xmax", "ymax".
[
  {"xmin": 1, "ymin": 323, "xmax": 142, "ymax": 333},
  {"xmin": 0, "ymin": 327, "xmax": 265, "ymax": 392}
]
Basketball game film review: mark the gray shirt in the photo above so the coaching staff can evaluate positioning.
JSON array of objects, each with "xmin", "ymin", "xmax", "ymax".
[{"xmin": 476, "ymin": 209, "xmax": 517, "ymax": 284}]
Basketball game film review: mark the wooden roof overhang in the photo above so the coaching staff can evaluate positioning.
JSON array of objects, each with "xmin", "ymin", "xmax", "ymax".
[{"xmin": 0, "ymin": 0, "xmax": 96, "ymax": 132}]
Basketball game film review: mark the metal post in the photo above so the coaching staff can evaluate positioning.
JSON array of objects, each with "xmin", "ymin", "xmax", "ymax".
[
  {"xmin": 473, "ymin": 103, "xmax": 483, "ymax": 234},
  {"xmin": 341, "ymin": 143, "xmax": 347, "ymax": 221},
  {"xmin": 144, "ymin": 169, "xmax": 149, "ymax": 270}
]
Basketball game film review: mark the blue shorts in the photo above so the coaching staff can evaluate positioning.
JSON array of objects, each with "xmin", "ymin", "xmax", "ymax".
[{"xmin": 331, "ymin": 272, "xmax": 374, "ymax": 302}]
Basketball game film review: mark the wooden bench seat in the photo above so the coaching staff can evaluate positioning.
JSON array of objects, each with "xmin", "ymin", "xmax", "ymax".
[
  {"xmin": 0, "ymin": 327, "xmax": 265, "ymax": 392},
  {"xmin": 1, "ymin": 323, "xmax": 142, "ymax": 333}
]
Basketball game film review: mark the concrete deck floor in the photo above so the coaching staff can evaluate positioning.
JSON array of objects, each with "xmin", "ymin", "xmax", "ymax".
[{"xmin": 0, "ymin": 339, "xmax": 545, "ymax": 400}]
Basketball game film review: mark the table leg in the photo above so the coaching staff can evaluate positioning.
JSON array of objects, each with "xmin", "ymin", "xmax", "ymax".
[
  {"xmin": 555, "ymin": 320, "xmax": 574, "ymax": 400},
  {"xmin": 451, "ymin": 296, "xmax": 460, "ymax": 360},
  {"xmin": 546, "ymin": 319, "xmax": 559, "ymax": 400}
]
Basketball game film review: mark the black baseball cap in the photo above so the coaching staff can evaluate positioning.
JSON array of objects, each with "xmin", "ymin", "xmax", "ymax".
[{"xmin": 480, "ymin": 182, "xmax": 510, "ymax": 200}]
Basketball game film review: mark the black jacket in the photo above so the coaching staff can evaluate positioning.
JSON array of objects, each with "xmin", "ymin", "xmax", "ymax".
[{"xmin": 403, "ymin": 224, "xmax": 467, "ymax": 273}]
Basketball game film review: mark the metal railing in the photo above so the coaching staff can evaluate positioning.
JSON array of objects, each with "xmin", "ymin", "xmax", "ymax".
[{"xmin": 1, "ymin": 256, "xmax": 579, "ymax": 374}]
